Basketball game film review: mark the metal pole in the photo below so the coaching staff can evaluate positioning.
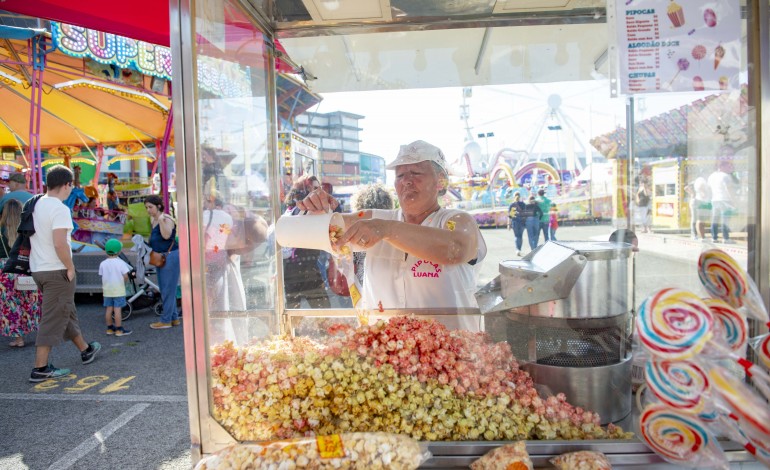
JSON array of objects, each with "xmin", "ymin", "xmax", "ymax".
[{"xmin": 625, "ymin": 96, "xmax": 635, "ymax": 229}]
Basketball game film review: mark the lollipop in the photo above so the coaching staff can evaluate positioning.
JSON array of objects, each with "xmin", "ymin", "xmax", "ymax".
[
  {"xmin": 636, "ymin": 288, "xmax": 713, "ymax": 360},
  {"xmin": 709, "ymin": 366, "xmax": 770, "ymax": 447},
  {"xmin": 639, "ymin": 404, "xmax": 727, "ymax": 467},
  {"xmin": 698, "ymin": 249, "xmax": 752, "ymax": 311},
  {"xmin": 761, "ymin": 335, "xmax": 770, "ymax": 369},
  {"xmin": 704, "ymin": 298, "xmax": 748, "ymax": 353},
  {"xmin": 667, "ymin": 58, "xmax": 690, "ymax": 88},
  {"xmin": 645, "ymin": 359, "xmax": 711, "ymax": 414},
  {"xmin": 698, "ymin": 249, "xmax": 770, "ymax": 372}
]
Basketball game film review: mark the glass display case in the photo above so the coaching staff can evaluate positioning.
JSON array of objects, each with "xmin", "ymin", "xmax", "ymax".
[{"xmin": 169, "ymin": 0, "xmax": 770, "ymax": 467}]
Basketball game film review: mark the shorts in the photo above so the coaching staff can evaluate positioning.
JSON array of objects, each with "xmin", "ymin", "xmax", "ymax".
[
  {"xmin": 103, "ymin": 296, "xmax": 127, "ymax": 308},
  {"xmin": 32, "ymin": 269, "xmax": 80, "ymax": 347}
]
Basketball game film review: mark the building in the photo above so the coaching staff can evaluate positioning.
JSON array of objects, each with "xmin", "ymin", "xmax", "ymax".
[{"xmin": 294, "ymin": 110, "xmax": 386, "ymax": 186}]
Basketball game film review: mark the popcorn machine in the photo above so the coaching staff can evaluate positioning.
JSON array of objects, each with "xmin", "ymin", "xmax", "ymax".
[{"xmin": 482, "ymin": 241, "xmax": 635, "ymax": 424}]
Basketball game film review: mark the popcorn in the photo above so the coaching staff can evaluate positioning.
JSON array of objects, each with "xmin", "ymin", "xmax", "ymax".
[
  {"xmin": 209, "ymin": 317, "xmax": 634, "ymax": 442},
  {"xmin": 550, "ymin": 451, "xmax": 612, "ymax": 469},
  {"xmin": 194, "ymin": 432, "xmax": 428, "ymax": 470},
  {"xmin": 329, "ymin": 225, "xmax": 350, "ymax": 255}
]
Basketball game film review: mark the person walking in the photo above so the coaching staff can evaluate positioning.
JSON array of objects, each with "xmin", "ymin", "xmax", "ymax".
[
  {"xmin": 522, "ymin": 195, "xmax": 544, "ymax": 250},
  {"xmin": 507, "ymin": 192, "xmax": 525, "ymax": 256},
  {"xmin": 99, "ymin": 239, "xmax": 132, "ymax": 336},
  {"xmin": 707, "ymin": 161, "xmax": 735, "ymax": 243},
  {"xmin": 29, "ymin": 165, "xmax": 100, "ymax": 382},
  {"xmin": 144, "ymin": 194, "xmax": 181, "ymax": 329},
  {"xmin": 536, "ymin": 188, "xmax": 551, "ymax": 242},
  {"xmin": 548, "ymin": 204, "xmax": 559, "ymax": 241},
  {"xmin": 0, "ymin": 199, "xmax": 41, "ymax": 348}
]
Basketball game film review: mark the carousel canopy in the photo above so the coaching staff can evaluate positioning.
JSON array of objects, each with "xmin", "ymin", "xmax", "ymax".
[{"xmin": 0, "ymin": 32, "xmax": 171, "ymax": 149}]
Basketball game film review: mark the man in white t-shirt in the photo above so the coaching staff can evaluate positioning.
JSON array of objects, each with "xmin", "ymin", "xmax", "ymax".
[
  {"xmin": 296, "ymin": 140, "xmax": 487, "ymax": 332},
  {"xmin": 707, "ymin": 161, "xmax": 735, "ymax": 243},
  {"xmin": 29, "ymin": 165, "xmax": 101, "ymax": 383}
]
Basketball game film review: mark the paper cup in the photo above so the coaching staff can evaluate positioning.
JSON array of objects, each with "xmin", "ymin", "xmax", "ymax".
[{"xmin": 275, "ymin": 212, "xmax": 344, "ymax": 253}]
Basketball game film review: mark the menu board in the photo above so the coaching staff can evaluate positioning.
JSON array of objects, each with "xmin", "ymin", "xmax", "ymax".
[{"xmin": 616, "ymin": 0, "xmax": 741, "ymax": 95}]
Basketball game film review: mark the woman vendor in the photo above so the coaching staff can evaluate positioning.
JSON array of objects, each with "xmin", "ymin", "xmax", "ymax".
[{"xmin": 296, "ymin": 140, "xmax": 487, "ymax": 331}]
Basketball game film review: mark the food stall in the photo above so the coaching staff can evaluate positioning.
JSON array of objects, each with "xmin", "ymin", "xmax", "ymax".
[
  {"xmin": 150, "ymin": 0, "xmax": 768, "ymax": 468},
  {"xmin": 161, "ymin": 0, "xmax": 770, "ymax": 468}
]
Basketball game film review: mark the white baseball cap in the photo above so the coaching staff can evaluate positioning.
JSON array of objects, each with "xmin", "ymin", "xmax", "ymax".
[{"xmin": 386, "ymin": 140, "xmax": 447, "ymax": 171}]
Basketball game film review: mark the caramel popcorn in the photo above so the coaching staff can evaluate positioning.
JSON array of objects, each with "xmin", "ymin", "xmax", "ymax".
[
  {"xmin": 194, "ymin": 432, "xmax": 427, "ymax": 469},
  {"xmin": 329, "ymin": 225, "xmax": 350, "ymax": 255},
  {"xmin": 550, "ymin": 450, "xmax": 612, "ymax": 469},
  {"xmin": 209, "ymin": 317, "xmax": 634, "ymax": 443}
]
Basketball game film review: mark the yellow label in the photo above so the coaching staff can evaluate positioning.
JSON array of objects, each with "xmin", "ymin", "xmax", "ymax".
[
  {"xmin": 446, "ymin": 220, "xmax": 456, "ymax": 231},
  {"xmin": 349, "ymin": 283, "xmax": 361, "ymax": 306},
  {"xmin": 316, "ymin": 434, "xmax": 345, "ymax": 459}
]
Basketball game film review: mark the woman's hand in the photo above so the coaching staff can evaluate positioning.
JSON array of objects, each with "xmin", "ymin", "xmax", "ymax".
[
  {"xmin": 338, "ymin": 219, "xmax": 392, "ymax": 250},
  {"xmin": 296, "ymin": 188, "xmax": 339, "ymax": 213}
]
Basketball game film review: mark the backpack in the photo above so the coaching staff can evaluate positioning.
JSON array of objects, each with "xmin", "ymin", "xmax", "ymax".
[{"xmin": 3, "ymin": 194, "xmax": 44, "ymax": 275}]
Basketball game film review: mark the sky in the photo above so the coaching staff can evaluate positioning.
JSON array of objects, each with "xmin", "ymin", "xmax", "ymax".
[{"xmin": 305, "ymin": 79, "xmax": 704, "ymax": 177}]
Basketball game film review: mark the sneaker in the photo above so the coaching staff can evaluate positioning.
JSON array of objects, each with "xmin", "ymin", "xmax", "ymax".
[
  {"xmin": 150, "ymin": 322, "xmax": 172, "ymax": 329},
  {"xmin": 516, "ymin": 250, "xmax": 522, "ymax": 257},
  {"xmin": 171, "ymin": 319, "xmax": 181, "ymax": 326},
  {"xmin": 115, "ymin": 327, "xmax": 132, "ymax": 337},
  {"xmin": 30, "ymin": 364, "xmax": 72, "ymax": 383},
  {"xmin": 81, "ymin": 341, "xmax": 101, "ymax": 364},
  {"xmin": 106, "ymin": 325, "xmax": 115, "ymax": 335}
]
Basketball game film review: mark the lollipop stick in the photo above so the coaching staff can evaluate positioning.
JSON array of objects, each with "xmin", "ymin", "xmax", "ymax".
[{"xmin": 716, "ymin": 416, "xmax": 770, "ymax": 468}]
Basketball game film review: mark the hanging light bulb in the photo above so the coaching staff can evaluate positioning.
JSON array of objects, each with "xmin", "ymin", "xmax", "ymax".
[
  {"xmin": 554, "ymin": 43, "xmax": 569, "ymax": 66},
  {"xmin": 509, "ymin": 46, "xmax": 524, "ymax": 67}
]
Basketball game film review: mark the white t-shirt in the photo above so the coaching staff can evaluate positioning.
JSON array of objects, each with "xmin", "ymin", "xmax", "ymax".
[
  {"xmin": 30, "ymin": 196, "xmax": 73, "ymax": 272},
  {"xmin": 202, "ymin": 209, "xmax": 233, "ymax": 252},
  {"xmin": 707, "ymin": 170, "xmax": 733, "ymax": 203},
  {"xmin": 99, "ymin": 257, "xmax": 131, "ymax": 297},
  {"xmin": 693, "ymin": 176, "xmax": 710, "ymax": 201},
  {"xmin": 361, "ymin": 208, "xmax": 487, "ymax": 332}
]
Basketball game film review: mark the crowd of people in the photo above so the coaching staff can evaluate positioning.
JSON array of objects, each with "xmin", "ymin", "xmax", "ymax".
[{"xmin": 506, "ymin": 188, "xmax": 559, "ymax": 255}]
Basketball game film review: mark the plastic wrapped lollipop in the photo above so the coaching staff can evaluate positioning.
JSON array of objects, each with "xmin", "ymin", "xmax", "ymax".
[
  {"xmin": 644, "ymin": 359, "xmax": 770, "ymax": 466},
  {"xmin": 639, "ymin": 404, "xmax": 728, "ymax": 469},
  {"xmin": 698, "ymin": 249, "xmax": 770, "ymax": 371},
  {"xmin": 636, "ymin": 288, "xmax": 714, "ymax": 360},
  {"xmin": 700, "ymin": 299, "xmax": 770, "ymax": 400},
  {"xmin": 709, "ymin": 365, "xmax": 770, "ymax": 457}
]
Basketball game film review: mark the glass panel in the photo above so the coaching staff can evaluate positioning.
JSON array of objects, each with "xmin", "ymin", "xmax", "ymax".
[
  {"xmin": 193, "ymin": 0, "xmax": 276, "ymax": 353},
  {"xmin": 202, "ymin": 1, "xmax": 761, "ymax": 455}
]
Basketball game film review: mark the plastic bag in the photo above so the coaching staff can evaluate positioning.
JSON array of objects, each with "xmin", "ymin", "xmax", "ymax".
[
  {"xmin": 470, "ymin": 441, "xmax": 533, "ymax": 470},
  {"xmin": 550, "ymin": 451, "xmax": 612, "ymax": 469},
  {"xmin": 194, "ymin": 432, "xmax": 430, "ymax": 470}
]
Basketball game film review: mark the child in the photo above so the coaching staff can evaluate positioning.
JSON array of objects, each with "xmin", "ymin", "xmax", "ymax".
[
  {"xmin": 549, "ymin": 204, "xmax": 559, "ymax": 241},
  {"xmin": 99, "ymin": 239, "xmax": 132, "ymax": 336}
]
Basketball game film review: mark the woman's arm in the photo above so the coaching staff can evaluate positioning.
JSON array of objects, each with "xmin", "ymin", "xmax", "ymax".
[
  {"xmin": 340, "ymin": 211, "xmax": 479, "ymax": 265},
  {"xmin": 159, "ymin": 214, "xmax": 175, "ymax": 240}
]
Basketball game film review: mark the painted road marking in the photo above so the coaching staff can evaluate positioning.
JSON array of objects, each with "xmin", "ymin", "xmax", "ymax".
[
  {"xmin": 47, "ymin": 403, "xmax": 150, "ymax": 470},
  {"xmin": 31, "ymin": 375, "xmax": 137, "ymax": 393},
  {"xmin": 0, "ymin": 393, "xmax": 186, "ymax": 402}
]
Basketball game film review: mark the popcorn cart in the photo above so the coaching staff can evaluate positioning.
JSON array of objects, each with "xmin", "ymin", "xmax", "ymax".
[{"xmin": 167, "ymin": 0, "xmax": 770, "ymax": 468}]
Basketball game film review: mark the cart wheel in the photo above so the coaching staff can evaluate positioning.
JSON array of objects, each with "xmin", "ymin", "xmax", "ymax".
[
  {"xmin": 154, "ymin": 302, "xmax": 163, "ymax": 316},
  {"xmin": 122, "ymin": 303, "xmax": 133, "ymax": 321}
]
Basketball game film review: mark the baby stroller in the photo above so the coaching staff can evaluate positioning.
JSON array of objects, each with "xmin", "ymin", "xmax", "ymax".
[{"xmin": 96, "ymin": 236, "xmax": 163, "ymax": 320}]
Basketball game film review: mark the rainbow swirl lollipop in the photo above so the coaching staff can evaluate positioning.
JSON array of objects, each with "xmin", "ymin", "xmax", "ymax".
[
  {"xmin": 709, "ymin": 365, "xmax": 770, "ymax": 444},
  {"xmin": 760, "ymin": 335, "xmax": 770, "ymax": 370},
  {"xmin": 698, "ymin": 249, "xmax": 750, "ymax": 309},
  {"xmin": 637, "ymin": 288, "xmax": 714, "ymax": 360},
  {"xmin": 645, "ymin": 359, "xmax": 711, "ymax": 414},
  {"xmin": 640, "ymin": 404, "xmax": 726, "ymax": 466},
  {"xmin": 704, "ymin": 298, "xmax": 748, "ymax": 353}
]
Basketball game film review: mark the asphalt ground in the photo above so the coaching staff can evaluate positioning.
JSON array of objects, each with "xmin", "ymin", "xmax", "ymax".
[{"xmin": 0, "ymin": 295, "xmax": 191, "ymax": 470}]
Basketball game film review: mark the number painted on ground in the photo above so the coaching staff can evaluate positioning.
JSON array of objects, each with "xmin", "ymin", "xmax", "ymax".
[{"xmin": 33, "ymin": 375, "xmax": 136, "ymax": 394}]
